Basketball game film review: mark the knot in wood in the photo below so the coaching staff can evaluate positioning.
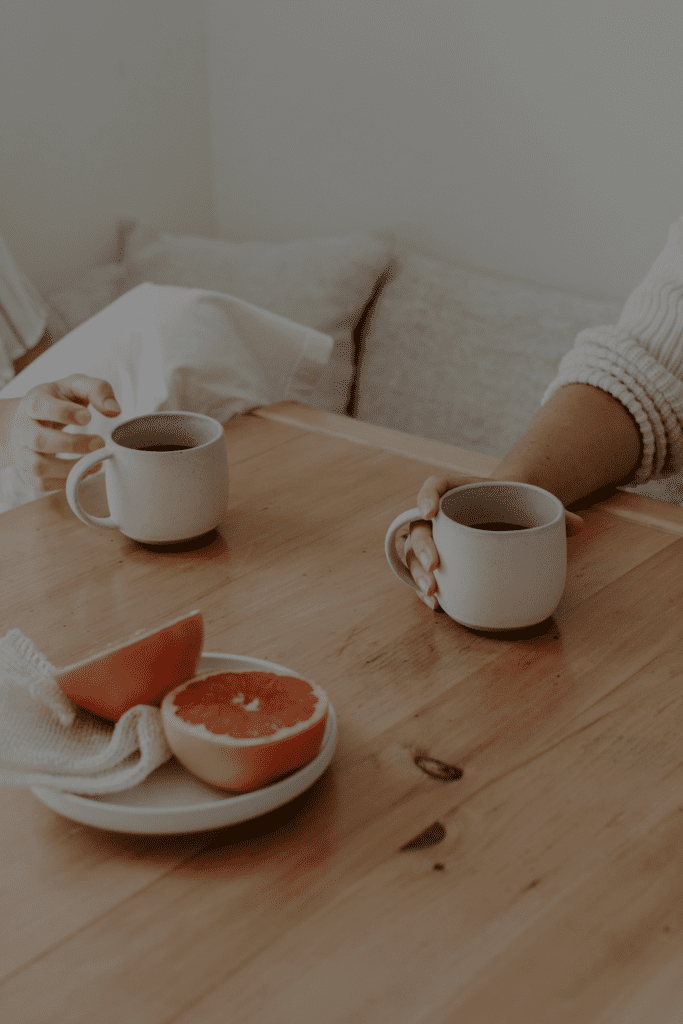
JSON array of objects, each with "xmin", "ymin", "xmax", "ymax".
[
  {"xmin": 414, "ymin": 755, "xmax": 463, "ymax": 781},
  {"xmin": 399, "ymin": 821, "xmax": 446, "ymax": 851}
]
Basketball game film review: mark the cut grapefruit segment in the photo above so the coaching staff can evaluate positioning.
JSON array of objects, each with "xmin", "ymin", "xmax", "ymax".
[
  {"xmin": 53, "ymin": 610, "xmax": 204, "ymax": 721},
  {"xmin": 161, "ymin": 668, "xmax": 329, "ymax": 792}
]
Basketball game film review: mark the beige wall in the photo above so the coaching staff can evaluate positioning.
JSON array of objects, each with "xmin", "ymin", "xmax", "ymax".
[
  {"xmin": 205, "ymin": 0, "xmax": 683, "ymax": 302},
  {"xmin": 4, "ymin": 2, "xmax": 683, "ymax": 305},
  {"xmin": 0, "ymin": 1, "xmax": 214, "ymax": 295}
]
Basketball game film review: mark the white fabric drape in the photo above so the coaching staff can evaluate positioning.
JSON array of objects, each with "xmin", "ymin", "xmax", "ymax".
[
  {"xmin": 0, "ymin": 283, "xmax": 333, "ymax": 514},
  {"xmin": 0, "ymin": 232, "xmax": 48, "ymax": 388}
]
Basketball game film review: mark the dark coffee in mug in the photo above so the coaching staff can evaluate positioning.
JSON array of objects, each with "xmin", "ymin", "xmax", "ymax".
[
  {"xmin": 132, "ymin": 443, "xmax": 196, "ymax": 452},
  {"xmin": 472, "ymin": 521, "xmax": 531, "ymax": 531}
]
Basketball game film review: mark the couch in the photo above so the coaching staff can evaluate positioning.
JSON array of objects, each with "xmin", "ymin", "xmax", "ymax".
[{"xmin": 35, "ymin": 218, "xmax": 683, "ymax": 507}]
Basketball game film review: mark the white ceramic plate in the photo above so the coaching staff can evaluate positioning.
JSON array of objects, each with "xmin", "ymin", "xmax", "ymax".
[{"xmin": 30, "ymin": 653, "xmax": 337, "ymax": 835}]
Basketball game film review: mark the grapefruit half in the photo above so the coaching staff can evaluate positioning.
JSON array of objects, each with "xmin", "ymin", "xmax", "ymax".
[{"xmin": 161, "ymin": 667, "xmax": 329, "ymax": 791}]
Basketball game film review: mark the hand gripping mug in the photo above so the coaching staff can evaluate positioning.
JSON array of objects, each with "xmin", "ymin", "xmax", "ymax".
[{"xmin": 385, "ymin": 481, "xmax": 567, "ymax": 631}]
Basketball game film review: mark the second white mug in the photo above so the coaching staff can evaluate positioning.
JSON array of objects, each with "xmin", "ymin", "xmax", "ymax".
[{"xmin": 385, "ymin": 481, "xmax": 567, "ymax": 631}]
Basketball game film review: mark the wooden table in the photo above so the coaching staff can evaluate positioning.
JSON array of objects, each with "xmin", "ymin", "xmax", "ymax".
[{"xmin": 3, "ymin": 401, "xmax": 683, "ymax": 1024}]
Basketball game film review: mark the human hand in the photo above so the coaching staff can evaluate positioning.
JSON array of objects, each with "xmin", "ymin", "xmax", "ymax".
[
  {"xmin": 403, "ymin": 474, "xmax": 585, "ymax": 610},
  {"xmin": 9, "ymin": 375, "xmax": 121, "ymax": 492}
]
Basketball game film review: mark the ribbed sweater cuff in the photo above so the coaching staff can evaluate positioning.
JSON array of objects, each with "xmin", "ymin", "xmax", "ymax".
[{"xmin": 541, "ymin": 326, "xmax": 683, "ymax": 486}]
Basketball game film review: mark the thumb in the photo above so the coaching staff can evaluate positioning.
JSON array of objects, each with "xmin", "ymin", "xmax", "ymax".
[
  {"xmin": 56, "ymin": 374, "xmax": 121, "ymax": 417},
  {"xmin": 565, "ymin": 509, "xmax": 584, "ymax": 537}
]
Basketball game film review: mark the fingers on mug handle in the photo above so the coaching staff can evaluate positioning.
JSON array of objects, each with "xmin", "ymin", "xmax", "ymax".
[
  {"xmin": 385, "ymin": 508, "xmax": 440, "ymax": 610},
  {"xmin": 404, "ymin": 530, "xmax": 438, "ymax": 607},
  {"xmin": 409, "ymin": 520, "xmax": 440, "ymax": 573},
  {"xmin": 385, "ymin": 509, "xmax": 425, "ymax": 588}
]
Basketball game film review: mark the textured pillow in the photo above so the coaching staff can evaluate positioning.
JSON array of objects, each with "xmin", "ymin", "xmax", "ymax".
[
  {"xmin": 119, "ymin": 219, "xmax": 393, "ymax": 415},
  {"xmin": 354, "ymin": 251, "xmax": 624, "ymax": 458}
]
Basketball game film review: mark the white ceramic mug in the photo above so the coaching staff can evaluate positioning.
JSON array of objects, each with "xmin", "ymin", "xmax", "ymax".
[
  {"xmin": 66, "ymin": 411, "xmax": 229, "ymax": 543},
  {"xmin": 385, "ymin": 481, "xmax": 567, "ymax": 631}
]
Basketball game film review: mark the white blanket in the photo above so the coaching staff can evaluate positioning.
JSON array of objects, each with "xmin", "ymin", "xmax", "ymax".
[{"xmin": 0, "ymin": 283, "xmax": 333, "ymax": 513}]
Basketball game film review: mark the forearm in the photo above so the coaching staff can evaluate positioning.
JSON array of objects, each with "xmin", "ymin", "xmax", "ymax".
[
  {"xmin": 0, "ymin": 397, "xmax": 21, "ymax": 470},
  {"xmin": 490, "ymin": 383, "xmax": 643, "ymax": 508}
]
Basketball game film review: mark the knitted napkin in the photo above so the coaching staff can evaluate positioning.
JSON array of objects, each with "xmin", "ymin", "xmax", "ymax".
[{"xmin": 0, "ymin": 629, "xmax": 172, "ymax": 795}]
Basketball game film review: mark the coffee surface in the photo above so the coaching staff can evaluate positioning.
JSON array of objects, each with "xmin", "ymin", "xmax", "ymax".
[
  {"xmin": 132, "ymin": 443, "xmax": 195, "ymax": 452},
  {"xmin": 471, "ymin": 521, "xmax": 531, "ymax": 531}
]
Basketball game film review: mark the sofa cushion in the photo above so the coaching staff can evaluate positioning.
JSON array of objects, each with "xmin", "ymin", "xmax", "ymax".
[
  {"xmin": 354, "ymin": 251, "xmax": 624, "ymax": 458},
  {"xmin": 118, "ymin": 219, "xmax": 392, "ymax": 415}
]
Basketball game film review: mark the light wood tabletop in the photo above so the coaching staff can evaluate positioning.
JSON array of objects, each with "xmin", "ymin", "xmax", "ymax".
[{"xmin": 3, "ymin": 401, "xmax": 683, "ymax": 1024}]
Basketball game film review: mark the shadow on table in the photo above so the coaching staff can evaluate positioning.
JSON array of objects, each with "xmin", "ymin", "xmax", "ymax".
[
  {"xmin": 134, "ymin": 530, "xmax": 221, "ymax": 554},
  {"xmin": 55, "ymin": 770, "xmax": 337, "ymax": 863},
  {"xmin": 462, "ymin": 616, "xmax": 561, "ymax": 643},
  {"xmin": 565, "ymin": 482, "xmax": 620, "ymax": 514}
]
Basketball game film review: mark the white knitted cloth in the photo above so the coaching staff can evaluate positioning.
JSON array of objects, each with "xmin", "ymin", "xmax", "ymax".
[{"xmin": 0, "ymin": 629, "xmax": 172, "ymax": 794}]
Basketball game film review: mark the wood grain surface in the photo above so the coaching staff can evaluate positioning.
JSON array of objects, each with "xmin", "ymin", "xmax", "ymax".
[{"xmin": 2, "ymin": 402, "xmax": 683, "ymax": 1024}]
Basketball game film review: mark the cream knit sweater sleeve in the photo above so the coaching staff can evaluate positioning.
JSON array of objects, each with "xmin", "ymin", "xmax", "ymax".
[{"xmin": 541, "ymin": 217, "xmax": 683, "ymax": 486}]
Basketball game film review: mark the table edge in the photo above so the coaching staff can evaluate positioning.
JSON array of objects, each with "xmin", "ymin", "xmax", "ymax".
[{"xmin": 252, "ymin": 402, "xmax": 683, "ymax": 536}]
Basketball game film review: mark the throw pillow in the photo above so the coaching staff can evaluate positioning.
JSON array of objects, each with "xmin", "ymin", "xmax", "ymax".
[
  {"xmin": 119, "ymin": 219, "xmax": 393, "ymax": 415},
  {"xmin": 354, "ymin": 251, "xmax": 624, "ymax": 458}
]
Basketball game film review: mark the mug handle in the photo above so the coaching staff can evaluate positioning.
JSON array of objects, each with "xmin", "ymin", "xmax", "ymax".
[
  {"xmin": 385, "ymin": 508, "xmax": 426, "ymax": 594},
  {"xmin": 66, "ymin": 447, "xmax": 120, "ymax": 530}
]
